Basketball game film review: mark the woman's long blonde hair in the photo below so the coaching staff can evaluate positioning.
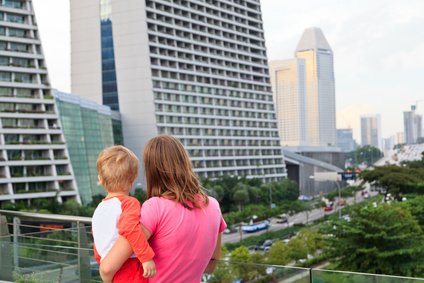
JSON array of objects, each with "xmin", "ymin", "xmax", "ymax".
[{"xmin": 143, "ymin": 134, "xmax": 208, "ymax": 209}]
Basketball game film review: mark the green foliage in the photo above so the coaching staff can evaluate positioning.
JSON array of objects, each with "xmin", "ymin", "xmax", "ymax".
[
  {"xmin": 229, "ymin": 246, "xmax": 266, "ymax": 282},
  {"xmin": 325, "ymin": 203, "xmax": 424, "ymax": 277},
  {"xmin": 266, "ymin": 240, "xmax": 290, "ymax": 265},
  {"xmin": 400, "ymin": 195, "xmax": 424, "ymax": 230},
  {"xmin": 360, "ymin": 165, "xmax": 424, "ymax": 198},
  {"xmin": 325, "ymin": 186, "xmax": 362, "ymax": 201},
  {"xmin": 13, "ymin": 272, "xmax": 53, "ymax": 283},
  {"xmin": 233, "ymin": 186, "xmax": 250, "ymax": 211},
  {"xmin": 133, "ymin": 187, "xmax": 147, "ymax": 203},
  {"xmin": 203, "ymin": 176, "xmax": 300, "ymax": 213},
  {"xmin": 348, "ymin": 145, "xmax": 383, "ymax": 166}
]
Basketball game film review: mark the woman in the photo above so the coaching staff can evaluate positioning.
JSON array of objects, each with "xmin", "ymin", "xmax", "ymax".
[{"xmin": 100, "ymin": 135, "xmax": 226, "ymax": 282}]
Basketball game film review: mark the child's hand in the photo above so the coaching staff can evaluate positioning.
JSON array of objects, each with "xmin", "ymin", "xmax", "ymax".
[{"xmin": 142, "ymin": 259, "xmax": 156, "ymax": 278}]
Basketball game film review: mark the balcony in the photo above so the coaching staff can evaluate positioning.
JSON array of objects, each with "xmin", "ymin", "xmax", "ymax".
[{"xmin": 0, "ymin": 210, "xmax": 423, "ymax": 283}]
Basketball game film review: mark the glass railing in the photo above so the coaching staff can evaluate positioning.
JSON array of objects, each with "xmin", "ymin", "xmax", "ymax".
[
  {"xmin": 202, "ymin": 260, "xmax": 310, "ymax": 283},
  {"xmin": 311, "ymin": 269, "xmax": 424, "ymax": 283},
  {"xmin": 1, "ymin": 210, "xmax": 424, "ymax": 283}
]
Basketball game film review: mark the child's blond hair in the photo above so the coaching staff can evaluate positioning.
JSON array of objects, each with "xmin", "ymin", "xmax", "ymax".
[{"xmin": 96, "ymin": 145, "xmax": 138, "ymax": 192}]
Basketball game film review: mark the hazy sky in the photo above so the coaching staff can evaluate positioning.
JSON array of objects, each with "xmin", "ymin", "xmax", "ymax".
[{"xmin": 33, "ymin": 0, "xmax": 424, "ymax": 142}]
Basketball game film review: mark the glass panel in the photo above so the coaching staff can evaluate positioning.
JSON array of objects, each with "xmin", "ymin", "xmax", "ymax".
[
  {"xmin": 8, "ymin": 28, "xmax": 25, "ymax": 38},
  {"xmin": 312, "ymin": 269, "xmax": 424, "ymax": 283}
]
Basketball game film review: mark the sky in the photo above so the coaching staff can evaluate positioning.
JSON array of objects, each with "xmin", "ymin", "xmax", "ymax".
[{"xmin": 32, "ymin": 0, "xmax": 424, "ymax": 142}]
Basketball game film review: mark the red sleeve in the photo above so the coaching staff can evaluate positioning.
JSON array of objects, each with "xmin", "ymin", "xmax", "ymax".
[
  {"xmin": 117, "ymin": 196, "xmax": 155, "ymax": 263},
  {"xmin": 93, "ymin": 243, "xmax": 101, "ymax": 264}
]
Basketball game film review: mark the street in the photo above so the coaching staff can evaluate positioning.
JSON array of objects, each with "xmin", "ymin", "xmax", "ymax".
[{"xmin": 222, "ymin": 189, "xmax": 377, "ymax": 244}]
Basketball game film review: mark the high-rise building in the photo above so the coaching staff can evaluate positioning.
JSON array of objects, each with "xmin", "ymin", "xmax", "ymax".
[
  {"xmin": 70, "ymin": 0, "xmax": 287, "ymax": 181},
  {"xmin": 360, "ymin": 114, "xmax": 382, "ymax": 149},
  {"xmin": 403, "ymin": 105, "xmax": 422, "ymax": 144},
  {"xmin": 0, "ymin": 0, "xmax": 79, "ymax": 204},
  {"xmin": 336, "ymin": 128, "xmax": 355, "ymax": 152},
  {"xmin": 54, "ymin": 90, "xmax": 123, "ymax": 204},
  {"xmin": 269, "ymin": 59, "xmax": 307, "ymax": 146},
  {"xmin": 395, "ymin": 132, "xmax": 404, "ymax": 145},
  {"xmin": 295, "ymin": 27, "xmax": 336, "ymax": 147}
]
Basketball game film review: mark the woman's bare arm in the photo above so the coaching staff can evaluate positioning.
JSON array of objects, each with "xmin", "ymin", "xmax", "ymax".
[
  {"xmin": 204, "ymin": 233, "xmax": 222, "ymax": 274},
  {"xmin": 99, "ymin": 225, "xmax": 152, "ymax": 282}
]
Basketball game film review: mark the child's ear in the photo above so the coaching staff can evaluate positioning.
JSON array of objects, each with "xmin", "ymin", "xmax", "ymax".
[{"xmin": 97, "ymin": 175, "xmax": 103, "ymax": 185}]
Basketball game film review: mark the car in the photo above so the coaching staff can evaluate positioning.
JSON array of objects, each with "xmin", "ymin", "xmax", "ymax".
[
  {"xmin": 323, "ymin": 206, "xmax": 333, "ymax": 212},
  {"xmin": 276, "ymin": 214, "xmax": 288, "ymax": 224},
  {"xmin": 338, "ymin": 198, "xmax": 346, "ymax": 206},
  {"xmin": 263, "ymin": 239, "xmax": 273, "ymax": 247},
  {"xmin": 247, "ymin": 245, "xmax": 259, "ymax": 251}
]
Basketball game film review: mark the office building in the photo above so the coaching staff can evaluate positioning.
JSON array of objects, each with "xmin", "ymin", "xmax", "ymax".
[
  {"xmin": 0, "ymin": 0, "xmax": 79, "ymax": 204},
  {"xmin": 71, "ymin": 0, "xmax": 287, "ymax": 181},
  {"xmin": 360, "ymin": 114, "xmax": 382, "ymax": 149},
  {"xmin": 336, "ymin": 128, "xmax": 355, "ymax": 152},
  {"xmin": 54, "ymin": 90, "xmax": 123, "ymax": 204},
  {"xmin": 295, "ymin": 27, "xmax": 336, "ymax": 147},
  {"xmin": 269, "ymin": 59, "xmax": 307, "ymax": 146},
  {"xmin": 403, "ymin": 105, "xmax": 422, "ymax": 144}
]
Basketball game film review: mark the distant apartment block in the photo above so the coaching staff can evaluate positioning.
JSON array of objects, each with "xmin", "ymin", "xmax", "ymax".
[
  {"xmin": 336, "ymin": 128, "xmax": 355, "ymax": 152},
  {"xmin": 403, "ymin": 105, "xmax": 422, "ymax": 144},
  {"xmin": 0, "ymin": 0, "xmax": 79, "ymax": 204},
  {"xmin": 360, "ymin": 114, "xmax": 382, "ymax": 149},
  {"xmin": 269, "ymin": 59, "xmax": 307, "ymax": 146},
  {"xmin": 70, "ymin": 0, "xmax": 287, "ymax": 181},
  {"xmin": 54, "ymin": 90, "xmax": 123, "ymax": 204}
]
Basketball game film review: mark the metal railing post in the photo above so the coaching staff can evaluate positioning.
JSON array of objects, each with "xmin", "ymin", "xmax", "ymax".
[
  {"xmin": 0, "ymin": 215, "xmax": 13, "ymax": 281},
  {"xmin": 310, "ymin": 268, "xmax": 313, "ymax": 283},
  {"xmin": 77, "ymin": 221, "xmax": 91, "ymax": 282},
  {"xmin": 13, "ymin": 216, "xmax": 20, "ymax": 271}
]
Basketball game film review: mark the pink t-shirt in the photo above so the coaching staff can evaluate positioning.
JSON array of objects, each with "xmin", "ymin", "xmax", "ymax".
[{"xmin": 140, "ymin": 196, "xmax": 226, "ymax": 283}]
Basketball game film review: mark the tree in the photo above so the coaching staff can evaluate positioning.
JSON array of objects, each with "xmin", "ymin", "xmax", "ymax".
[
  {"xmin": 230, "ymin": 246, "xmax": 266, "ymax": 282},
  {"xmin": 267, "ymin": 240, "xmax": 290, "ymax": 265},
  {"xmin": 208, "ymin": 185, "xmax": 225, "ymax": 202},
  {"xmin": 325, "ymin": 203, "xmax": 424, "ymax": 277},
  {"xmin": 133, "ymin": 188, "xmax": 147, "ymax": 203},
  {"xmin": 286, "ymin": 237, "xmax": 308, "ymax": 263},
  {"xmin": 360, "ymin": 165, "xmax": 424, "ymax": 198},
  {"xmin": 232, "ymin": 189, "xmax": 250, "ymax": 211},
  {"xmin": 349, "ymin": 145, "xmax": 383, "ymax": 166}
]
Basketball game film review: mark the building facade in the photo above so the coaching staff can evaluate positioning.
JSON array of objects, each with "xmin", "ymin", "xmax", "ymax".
[
  {"xmin": 71, "ymin": 0, "xmax": 286, "ymax": 181},
  {"xmin": 269, "ymin": 59, "xmax": 307, "ymax": 147},
  {"xmin": 54, "ymin": 90, "xmax": 123, "ymax": 204},
  {"xmin": 403, "ymin": 105, "xmax": 423, "ymax": 144},
  {"xmin": 336, "ymin": 128, "xmax": 355, "ymax": 152},
  {"xmin": 0, "ymin": 0, "xmax": 79, "ymax": 204},
  {"xmin": 360, "ymin": 114, "xmax": 382, "ymax": 149},
  {"xmin": 295, "ymin": 27, "xmax": 336, "ymax": 147}
]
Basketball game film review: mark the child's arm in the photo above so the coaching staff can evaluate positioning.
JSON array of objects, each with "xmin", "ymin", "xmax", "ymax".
[
  {"xmin": 118, "ymin": 196, "xmax": 156, "ymax": 276},
  {"xmin": 100, "ymin": 238, "xmax": 133, "ymax": 283}
]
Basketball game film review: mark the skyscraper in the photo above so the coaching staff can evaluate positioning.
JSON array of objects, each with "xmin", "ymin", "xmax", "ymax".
[
  {"xmin": 71, "ymin": 0, "xmax": 286, "ymax": 181},
  {"xmin": 269, "ymin": 59, "xmax": 307, "ymax": 146},
  {"xmin": 403, "ymin": 105, "xmax": 423, "ymax": 144},
  {"xmin": 0, "ymin": 0, "xmax": 79, "ymax": 204},
  {"xmin": 295, "ymin": 27, "xmax": 336, "ymax": 147},
  {"xmin": 336, "ymin": 128, "xmax": 355, "ymax": 152},
  {"xmin": 360, "ymin": 114, "xmax": 382, "ymax": 149}
]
